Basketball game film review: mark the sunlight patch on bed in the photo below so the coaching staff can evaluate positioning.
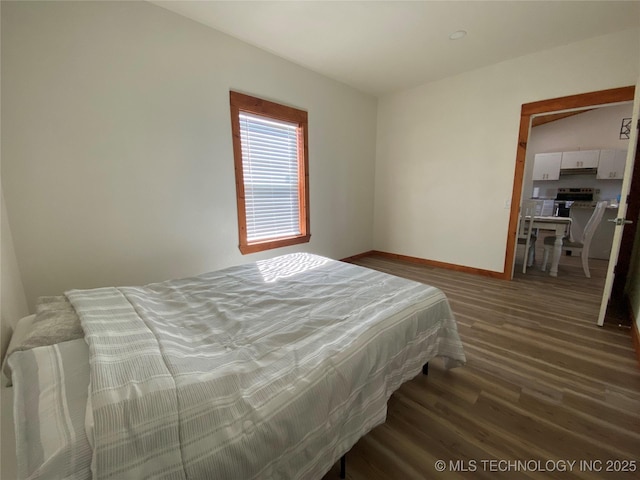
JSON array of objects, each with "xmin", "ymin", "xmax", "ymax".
[{"xmin": 257, "ymin": 253, "xmax": 329, "ymax": 282}]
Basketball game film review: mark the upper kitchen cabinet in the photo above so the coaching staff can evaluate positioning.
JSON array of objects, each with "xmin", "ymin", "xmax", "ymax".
[
  {"xmin": 560, "ymin": 150, "xmax": 600, "ymax": 169},
  {"xmin": 533, "ymin": 152, "xmax": 561, "ymax": 180},
  {"xmin": 597, "ymin": 149, "xmax": 626, "ymax": 179}
]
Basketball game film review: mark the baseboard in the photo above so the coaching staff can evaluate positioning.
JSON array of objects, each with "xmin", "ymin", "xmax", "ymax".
[
  {"xmin": 346, "ymin": 250, "xmax": 505, "ymax": 279},
  {"xmin": 340, "ymin": 251, "xmax": 376, "ymax": 262}
]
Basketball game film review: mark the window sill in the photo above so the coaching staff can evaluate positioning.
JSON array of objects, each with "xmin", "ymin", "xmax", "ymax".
[{"xmin": 239, "ymin": 234, "xmax": 311, "ymax": 255}]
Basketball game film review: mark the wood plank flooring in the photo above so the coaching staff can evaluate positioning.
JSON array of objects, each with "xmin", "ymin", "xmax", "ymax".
[{"xmin": 322, "ymin": 252, "xmax": 639, "ymax": 480}]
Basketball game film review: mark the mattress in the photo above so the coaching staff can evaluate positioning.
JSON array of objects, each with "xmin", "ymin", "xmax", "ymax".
[{"xmin": 7, "ymin": 253, "xmax": 466, "ymax": 480}]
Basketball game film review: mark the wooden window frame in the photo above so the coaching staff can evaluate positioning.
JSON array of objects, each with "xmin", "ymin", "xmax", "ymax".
[{"xmin": 230, "ymin": 91, "xmax": 310, "ymax": 255}]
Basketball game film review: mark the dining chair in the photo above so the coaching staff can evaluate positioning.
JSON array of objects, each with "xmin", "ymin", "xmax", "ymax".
[
  {"xmin": 517, "ymin": 199, "xmax": 541, "ymax": 273},
  {"xmin": 541, "ymin": 200, "xmax": 608, "ymax": 278}
]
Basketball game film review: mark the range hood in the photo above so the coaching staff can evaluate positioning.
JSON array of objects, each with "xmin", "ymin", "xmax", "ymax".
[{"xmin": 559, "ymin": 167, "xmax": 597, "ymax": 176}]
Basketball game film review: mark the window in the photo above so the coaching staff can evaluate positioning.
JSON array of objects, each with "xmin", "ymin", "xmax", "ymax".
[{"xmin": 230, "ymin": 91, "xmax": 310, "ymax": 254}]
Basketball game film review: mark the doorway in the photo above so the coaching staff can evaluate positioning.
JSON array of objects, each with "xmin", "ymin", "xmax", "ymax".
[{"xmin": 504, "ymin": 86, "xmax": 636, "ymax": 323}]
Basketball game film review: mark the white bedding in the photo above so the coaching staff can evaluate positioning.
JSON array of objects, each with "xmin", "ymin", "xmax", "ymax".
[
  {"xmin": 2, "ymin": 314, "xmax": 36, "ymax": 386},
  {"xmin": 1, "ymin": 381, "xmax": 18, "ymax": 480},
  {"xmin": 9, "ymin": 340, "xmax": 92, "ymax": 480},
  {"xmin": 9, "ymin": 253, "xmax": 466, "ymax": 480}
]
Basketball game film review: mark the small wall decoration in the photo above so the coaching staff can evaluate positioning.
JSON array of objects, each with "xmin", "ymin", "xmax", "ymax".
[{"xmin": 620, "ymin": 117, "xmax": 632, "ymax": 139}]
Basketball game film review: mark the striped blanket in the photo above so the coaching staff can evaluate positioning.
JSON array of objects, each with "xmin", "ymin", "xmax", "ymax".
[{"xmin": 66, "ymin": 253, "xmax": 465, "ymax": 479}]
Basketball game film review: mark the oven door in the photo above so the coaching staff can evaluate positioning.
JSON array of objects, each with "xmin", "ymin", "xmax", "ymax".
[{"xmin": 554, "ymin": 201, "xmax": 571, "ymax": 217}]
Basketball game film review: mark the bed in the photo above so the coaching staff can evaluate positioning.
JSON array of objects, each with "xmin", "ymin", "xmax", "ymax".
[{"xmin": 4, "ymin": 253, "xmax": 465, "ymax": 480}]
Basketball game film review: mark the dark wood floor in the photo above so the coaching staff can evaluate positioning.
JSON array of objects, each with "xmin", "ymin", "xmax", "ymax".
[{"xmin": 323, "ymin": 251, "xmax": 639, "ymax": 479}]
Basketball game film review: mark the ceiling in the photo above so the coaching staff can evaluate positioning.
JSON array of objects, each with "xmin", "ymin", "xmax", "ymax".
[
  {"xmin": 151, "ymin": 1, "xmax": 640, "ymax": 97},
  {"xmin": 531, "ymin": 109, "xmax": 594, "ymax": 128}
]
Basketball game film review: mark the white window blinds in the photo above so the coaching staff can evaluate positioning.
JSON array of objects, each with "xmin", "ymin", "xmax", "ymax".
[{"xmin": 238, "ymin": 112, "xmax": 301, "ymax": 242}]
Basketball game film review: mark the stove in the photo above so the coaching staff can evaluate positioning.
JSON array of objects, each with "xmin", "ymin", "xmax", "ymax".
[
  {"xmin": 555, "ymin": 188, "xmax": 595, "ymax": 202},
  {"xmin": 555, "ymin": 188, "xmax": 594, "ymax": 216}
]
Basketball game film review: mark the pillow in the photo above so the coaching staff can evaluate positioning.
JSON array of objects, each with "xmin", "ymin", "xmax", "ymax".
[
  {"xmin": 2, "ymin": 314, "xmax": 35, "ymax": 387},
  {"xmin": 3, "ymin": 296, "xmax": 83, "ymax": 384},
  {"xmin": 18, "ymin": 296, "xmax": 83, "ymax": 350}
]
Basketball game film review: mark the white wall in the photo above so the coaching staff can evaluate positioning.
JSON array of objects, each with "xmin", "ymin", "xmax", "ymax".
[
  {"xmin": 1, "ymin": 1, "xmax": 377, "ymax": 312},
  {"xmin": 524, "ymin": 103, "xmax": 633, "ymax": 201},
  {"xmin": 374, "ymin": 27, "xmax": 640, "ymax": 272},
  {"xmin": 0, "ymin": 188, "xmax": 29, "ymax": 361},
  {"xmin": 0, "ymin": 0, "xmax": 30, "ymax": 361}
]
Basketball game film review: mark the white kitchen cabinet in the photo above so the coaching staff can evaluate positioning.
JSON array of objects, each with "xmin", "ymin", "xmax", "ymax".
[
  {"xmin": 533, "ymin": 152, "xmax": 561, "ymax": 181},
  {"xmin": 560, "ymin": 150, "xmax": 600, "ymax": 169},
  {"xmin": 597, "ymin": 149, "xmax": 626, "ymax": 179}
]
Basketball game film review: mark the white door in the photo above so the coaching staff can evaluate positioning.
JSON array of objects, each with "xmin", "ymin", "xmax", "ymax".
[{"xmin": 597, "ymin": 84, "xmax": 640, "ymax": 326}]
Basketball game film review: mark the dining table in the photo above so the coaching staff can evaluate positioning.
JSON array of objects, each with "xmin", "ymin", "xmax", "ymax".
[{"xmin": 530, "ymin": 215, "xmax": 572, "ymax": 277}]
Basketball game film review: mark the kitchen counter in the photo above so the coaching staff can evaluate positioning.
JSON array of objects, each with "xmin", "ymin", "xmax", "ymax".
[{"xmin": 568, "ymin": 200, "xmax": 619, "ymax": 209}]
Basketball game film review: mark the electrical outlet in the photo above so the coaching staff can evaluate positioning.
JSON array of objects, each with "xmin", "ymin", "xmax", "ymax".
[{"xmin": 504, "ymin": 199, "xmax": 511, "ymax": 209}]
